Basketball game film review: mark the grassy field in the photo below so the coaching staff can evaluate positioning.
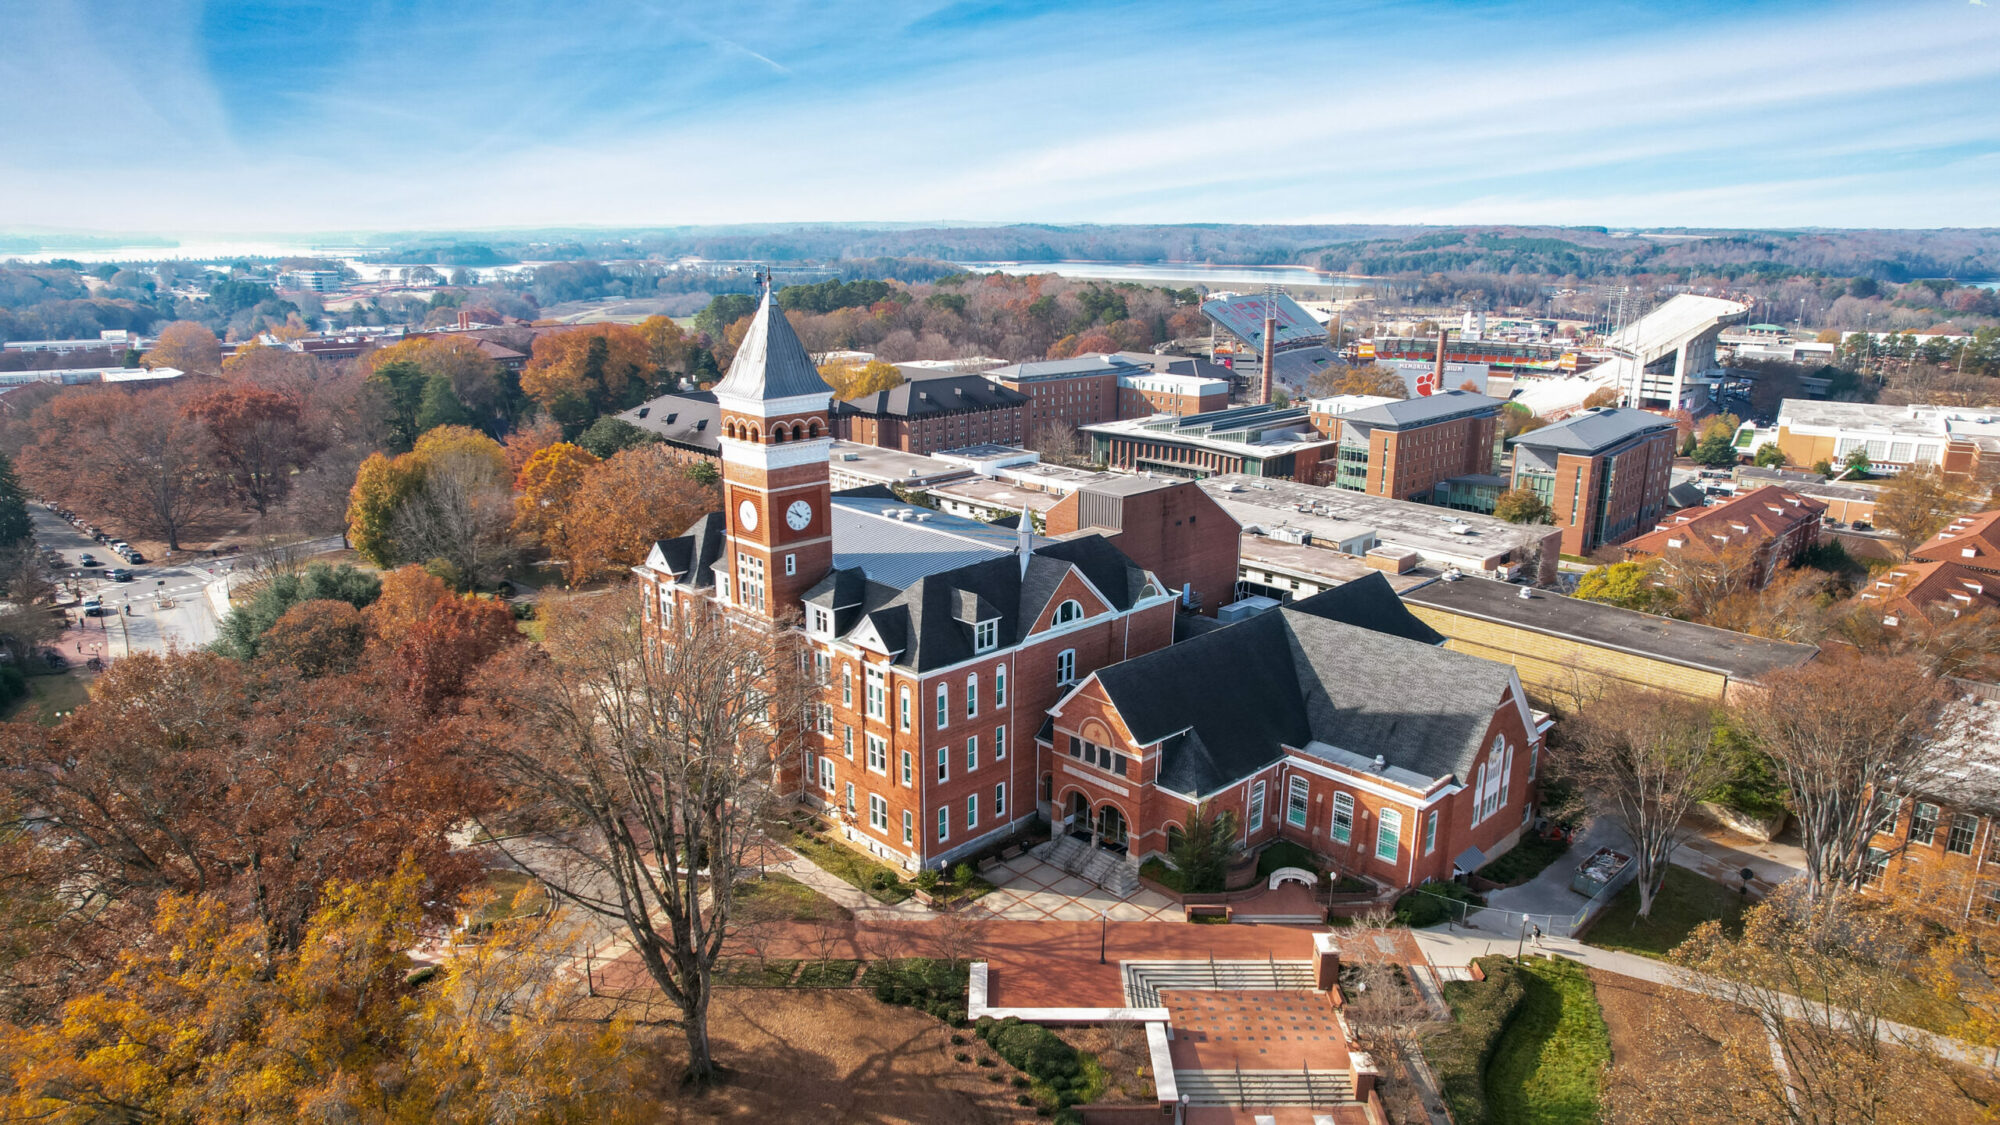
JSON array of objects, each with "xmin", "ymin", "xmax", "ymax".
[
  {"xmin": 784, "ymin": 828, "xmax": 914, "ymax": 904},
  {"xmin": 733, "ymin": 872, "xmax": 854, "ymax": 926},
  {"xmin": 1486, "ymin": 956, "xmax": 1610, "ymax": 1125},
  {"xmin": 1584, "ymin": 865, "xmax": 1747, "ymax": 959},
  {"xmin": 1477, "ymin": 834, "xmax": 1571, "ymax": 887},
  {"xmin": 3, "ymin": 671, "xmax": 92, "ymax": 725}
]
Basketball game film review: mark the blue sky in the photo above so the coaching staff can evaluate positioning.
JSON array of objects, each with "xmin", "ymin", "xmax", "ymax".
[{"xmin": 3, "ymin": 0, "xmax": 1997, "ymax": 233}]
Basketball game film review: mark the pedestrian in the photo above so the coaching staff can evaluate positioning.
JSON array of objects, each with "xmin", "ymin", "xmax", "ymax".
[{"xmin": 1532, "ymin": 924, "xmax": 1543, "ymax": 946}]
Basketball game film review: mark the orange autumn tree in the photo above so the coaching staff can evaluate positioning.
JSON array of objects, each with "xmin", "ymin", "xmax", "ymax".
[
  {"xmin": 562, "ymin": 444, "xmax": 722, "ymax": 583},
  {"xmin": 364, "ymin": 564, "xmax": 515, "ymax": 711},
  {"xmin": 519, "ymin": 324, "xmax": 653, "ymax": 427},
  {"xmin": 513, "ymin": 442, "xmax": 601, "ymax": 578},
  {"xmin": 366, "ymin": 565, "xmax": 457, "ymax": 648}
]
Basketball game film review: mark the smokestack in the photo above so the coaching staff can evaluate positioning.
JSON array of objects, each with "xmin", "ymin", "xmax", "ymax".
[{"xmin": 457, "ymin": 310, "xmax": 471, "ymax": 331}]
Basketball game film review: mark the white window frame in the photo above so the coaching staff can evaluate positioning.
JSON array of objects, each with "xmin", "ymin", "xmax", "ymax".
[
  {"xmin": 737, "ymin": 552, "xmax": 766, "ymax": 612},
  {"xmin": 1053, "ymin": 599, "xmax": 1083, "ymax": 625},
  {"xmin": 995, "ymin": 782, "xmax": 1006, "ymax": 818},
  {"xmin": 1056, "ymin": 648, "xmax": 1076, "ymax": 685},
  {"xmin": 995, "ymin": 662, "xmax": 1007, "ymax": 707},
  {"xmin": 938, "ymin": 807, "xmax": 950, "ymax": 842},
  {"xmin": 1332, "ymin": 792, "xmax": 1354, "ymax": 845},
  {"xmin": 868, "ymin": 793, "xmax": 888, "ymax": 832},
  {"xmin": 1423, "ymin": 809, "xmax": 1438, "ymax": 855},
  {"xmin": 966, "ymin": 674, "xmax": 979, "ymax": 718},
  {"xmin": 967, "ymin": 793, "xmax": 979, "ymax": 829},
  {"xmin": 818, "ymin": 756, "xmax": 836, "ymax": 793},
  {"xmin": 903, "ymin": 810, "xmax": 914, "ymax": 845},
  {"xmin": 995, "ymin": 724, "xmax": 1007, "ymax": 761},
  {"xmin": 844, "ymin": 781, "xmax": 855, "ymax": 815},
  {"xmin": 1286, "ymin": 775, "xmax": 1309, "ymax": 828},
  {"xmin": 936, "ymin": 746, "xmax": 948, "ymax": 782},
  {"xmin": 899, "ymin": 686, "xmax": 911, "ymax": 731},
  {"xmin": 1248, "ymin": 780, "xmax": 1266, "ymax": 829},
  {"xmin": 784, "ymin": 552, "xmax": 796, "ymax": 577},
  {"xmin": 843, "ymin": 725, "xmax": 854, "ymax": 760},
  {"xmin": 966, "ymin": 735, "xmax": 978, "ymax": 771},
  {"xmin": 1376, "ymin": 808, "xmax": 1401, "ymax": 863},
  {"xmin": 975, "ymin": 618, "xmax": 998, "ymax": 653},
  {"xmin": 865, "ymin": 666, "xmax": 886, "ymax": 721},
  {"xmin": 936, "ymin": 683, "xmax": 949, "ymax": 729},
  {"xmin": 866, "ymin": 732, "xmax": 888, "ymax": 774},
  {"xmin": 900, "ymin": 749, "xmax": 913, "ymax": 786}
]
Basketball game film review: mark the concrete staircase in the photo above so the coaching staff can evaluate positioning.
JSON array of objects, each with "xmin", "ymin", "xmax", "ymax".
[
  {"xmin": 1121, "ymin": 960, "xmax": 1317, "ymax": 1006},
  {"xmin": 1030, "ymin": 835, "xmax": 1139, "ymax": 898},
  {"xmin": 1176, "ymin": 1069, "xmax": 1356, "ymax": 1107}
]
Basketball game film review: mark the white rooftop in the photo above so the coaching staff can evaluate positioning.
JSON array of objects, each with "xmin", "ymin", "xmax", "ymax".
[{"xmin": 830, "ymin": 493, "xmax": 1043, "ymax": 587}]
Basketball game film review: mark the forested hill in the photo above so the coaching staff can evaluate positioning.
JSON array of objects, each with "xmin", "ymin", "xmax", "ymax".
[{"xmin": 366, "ymin": 224, "xmax": 2000, "ymax": 283}]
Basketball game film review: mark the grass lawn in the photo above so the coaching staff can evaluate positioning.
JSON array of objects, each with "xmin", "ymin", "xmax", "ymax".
[
  {"xmin": 1478, "ymin": 834, "xmax": 1571, "ymax": 887},
  {"xmin": 1486, "ymin": 956, "xmax": 1610, "ymax": 1125},
  {"xmin": 466, "ymin": 869, "xmax": 549, "ymax": 927},
  {"xmin": 1584, "ymin": 865, "xmax": 1747, "ymax": 959},
  {"xmin": 785, "ymin": 828, "xmax": 914, "ymax": 904},
  {"xmin": 733, "ymin": 872, "xmax": 853, "ymax": 926},
  {"xmin": 2, "ymin": 671, "xmax": 92, "ymax": 725}
]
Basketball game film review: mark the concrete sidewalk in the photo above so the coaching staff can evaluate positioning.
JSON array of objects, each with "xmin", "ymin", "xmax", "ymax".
[{"xmin": 1413, "ymin": 926, "xmax": 2000, "ymax": 1071}]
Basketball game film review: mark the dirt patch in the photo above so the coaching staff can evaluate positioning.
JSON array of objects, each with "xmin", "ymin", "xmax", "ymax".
[{"xmin": 643, "ymin": 988, "xmax": 1033, "ymax": 1124}]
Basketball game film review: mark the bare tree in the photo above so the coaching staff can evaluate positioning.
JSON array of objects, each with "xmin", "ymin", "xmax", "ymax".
[
  {"xmin": 1556, "ymin": 687, "xmax": 1732, "ymax": 918},
  {"xmin": 1028, "ymin": 421, "xmax": 1090, "ymax": 468},
  {"xmin": 390, "ymin": 456, "xmax": 518, "ymax": 587},
  {"xmin": 464, "ymin": 595, "xmax": 813, "ymax": 1084},
  {"xmin": 1733, "ymin": 655, "xmax": 1953, "ymax": 904}
]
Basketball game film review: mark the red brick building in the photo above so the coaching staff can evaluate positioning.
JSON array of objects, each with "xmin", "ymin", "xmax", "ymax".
[
  {"xmin": 1862, "ymin": 702, "xmax": 2000, "ymax": 928},
  {"xmin": 831, "ymin": 374, "xmax": 1029, "ymax": 454},
  {"xmin": 1509, "ymin": 408, "xmax": 1679, "ymax": 556},
  {"xmin": 984, "ymin": 355, "xmax": 1139, "ymax": 435},
  {"xmin": 1046, "ymin": 589, "xmax": 1543, "ymax": 891},
  {"xmin": 1116, "ymin": 371, "xmax": 1230, "ymax": 418},
  {"xmin": 1044, "ymin": 477, "xmax": 1242, "ymax": 617},
  {"xmin": 1324, "ymin": 391, "xmax": 1506, "ymax": 502},
  {"xmin": 1620, "ymin": 485, "xmax": 1827, "ymax": 588}
]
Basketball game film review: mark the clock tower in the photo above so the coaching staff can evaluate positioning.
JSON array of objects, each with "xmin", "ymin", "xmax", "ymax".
[{"xmin": 711, "ymin": 281, "xmax": 835, "ymax": 621}]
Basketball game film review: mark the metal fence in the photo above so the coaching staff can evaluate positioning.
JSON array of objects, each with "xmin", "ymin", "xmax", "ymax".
[{"xmin": 1408, "ymin": 860, "xmax": 1638, "ymax": 941}]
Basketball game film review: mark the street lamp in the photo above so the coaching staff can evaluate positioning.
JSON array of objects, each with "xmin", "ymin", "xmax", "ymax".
[{"xmin": 1098, "ymin": 910, "xmax": 1108, "ymax": 965}]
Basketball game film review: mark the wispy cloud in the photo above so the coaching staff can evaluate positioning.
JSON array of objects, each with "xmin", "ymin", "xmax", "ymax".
[{"xmin": 0, "ymin": 0, "xmax": 1994, "ymax": 232}]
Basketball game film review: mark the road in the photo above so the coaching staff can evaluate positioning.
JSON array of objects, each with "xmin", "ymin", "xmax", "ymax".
[{"xmin": 35, "ymin": 507, "xmax": 229, "ymax": 657}]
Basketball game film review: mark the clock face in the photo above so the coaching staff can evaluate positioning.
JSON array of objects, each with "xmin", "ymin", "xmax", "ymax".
[
  {"xmin": 737, "ymin": 499, "xmax": 758, "ymax": 531},
  {"xmin": 786, "ymin": 499, "xmax": 813, "ymax": 531}
]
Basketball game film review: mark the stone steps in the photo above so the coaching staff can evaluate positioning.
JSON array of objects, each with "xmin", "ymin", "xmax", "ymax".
[
  {"xmin": 1030, "ymin": 835, "xmax": 1138, "ymax": 897},
  {"xmin": 1175, "ymin": 1069, "xmax": 1355, "ymax": 1107},
  {"xmin": 1230, "ymin": 913, "xmax": 1326, "ymax": 925},
  {"xmin": 1122, "ymin": 960, "xmax": 1316, "ymax": 1006}
]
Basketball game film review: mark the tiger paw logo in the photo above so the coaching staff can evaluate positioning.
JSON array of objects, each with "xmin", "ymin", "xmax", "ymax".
[{"xmin": 1415, "ymin": 367, "xmax": 1440, "ymax": 396}]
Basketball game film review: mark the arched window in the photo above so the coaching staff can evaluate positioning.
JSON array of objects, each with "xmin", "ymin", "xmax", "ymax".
[
  {"xmin": 790, "ymin": 422, "xmax": 804, "ymax": 441},
  {"xmin": 808, "ymin": 419, "xmax": 823, "ymax": 437},
  {"xmin": 1376, "ymin": 808, "xmax": 1402, "ymax": 863},
  {"xmin": 1053, "ymin": 599, "xmax": 1084, "ymax": 626},
  {"xmin": 770, "ymin": 424, "xmax": 787, "ymax": 443},
  {"xmin": 1331, "ymin": 792, "xmax": 1354, "ymax": 845}
]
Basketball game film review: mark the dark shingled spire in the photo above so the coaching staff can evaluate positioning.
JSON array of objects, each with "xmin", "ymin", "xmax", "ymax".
[{"xmin": 712, "ymin": 286, "xmax": 835, "ymax": 403}]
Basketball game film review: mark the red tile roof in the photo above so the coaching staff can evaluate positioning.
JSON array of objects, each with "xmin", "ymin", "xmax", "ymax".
[
  {"xmin": 1857, "ymin": 558, "xmax": 2000, "ymax": 621},
  {"xmin": 1622, "ymin": 484, "xmax": 1826, "ymax": 560},
  {"xmin": 1912, "ymin": 510, "xmax": 2000, "ymax": 574}
]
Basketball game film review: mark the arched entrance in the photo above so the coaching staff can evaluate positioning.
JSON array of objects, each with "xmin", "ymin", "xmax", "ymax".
[
  {"xmin": 1066, "ymin": 791, "xmax": 1091, "ymax": 838},
  {"xmin": 1096, "ymin": 804, "xmax": 1128, "ymax": 852}
]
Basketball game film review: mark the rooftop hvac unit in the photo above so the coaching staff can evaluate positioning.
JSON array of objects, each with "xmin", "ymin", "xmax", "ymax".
[
  {"xmin": 1271, "ymin": 527, "xmax": 1312, "ymax": 545},
  {"xmin": 842, "ymin": 453, "xmax": 860, "ymax": 461}
]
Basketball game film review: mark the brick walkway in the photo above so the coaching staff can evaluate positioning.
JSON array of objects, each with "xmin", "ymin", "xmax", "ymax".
[
  {"xmin": 1164, "ymin": 990, "xmax": 1351, "ymax": 1071},
  {"xmin": 968, "ymin": 855, "xmax": 1179, "ymax": 922}
]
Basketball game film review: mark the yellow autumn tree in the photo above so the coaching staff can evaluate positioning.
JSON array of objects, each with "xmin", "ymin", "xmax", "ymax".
[
  {"xmin": 562, "ymin": 444, "xmax": 722, "ymax": 583},
  {"xmin": 513, "ymin": 442, "xmax": 601, "ymax": 580},
  {"xmin": 520, "ymin": 324, "xmax": 653, "ymax": 423},
  {"xmin": 819, "ymin": 359, "xmax": 905, "ymax": 400},
  {"xmin": 143, "ymin": 320, "xmax": 221, "ymax": 374}
]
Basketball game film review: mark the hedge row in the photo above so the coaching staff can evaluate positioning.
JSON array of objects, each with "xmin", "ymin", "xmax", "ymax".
[
  {"xmin": 974, "ymin": 1016, "xmax": 1097, "ymax": 1114},
  {"xmin": 864, "ymin": 957, "xmax": 969, "ymax": 1024},
  {"xmin": 1423, "ymin": 955, "xmax": 1528, "ymax": 1125}
]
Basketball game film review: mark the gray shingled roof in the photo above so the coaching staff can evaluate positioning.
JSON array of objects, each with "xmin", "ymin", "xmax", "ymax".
[
  {"xmin": 711, "ymin": 289, "xmax": 834, "ymax": 402},
  {"xmin": 1508, "ymin": 407, "xmax": 1676, "ymax": 455},
  {"xmin": 1340, "ymin": 390, "xmax": 1507, "ymax": 429},
  {"xmin": 837, "ymin": 374, "xmax": 1027, "ymax": 419},
  {"xmin": 1094, "ymin": 603, "xmax": 1518, "ymax": 797}
]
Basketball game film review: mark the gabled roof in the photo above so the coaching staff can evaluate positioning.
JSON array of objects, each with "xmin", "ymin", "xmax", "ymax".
[
  {"xmin": 836, "ymin": 374, "xmax": 1028, "ymax": 418},
  {"xmin": 1338, "ymin": 390, "xmax": 1506, "ymax": 430},
  {"xmin": 1509, "ymin": 407, "xmax": 1676, "ymax": 455},
  {"xmin": 1093, "ymin": 603, "xmax": 1520, "ymax": 797},
  {"xmin": 1913, "ymin": 511, "xmax": 2000, "ymax": 574},
  {"xmin": 711, "ymin": 289, "xmax": 834, "ymax": 402},
  {"xmin": 1284, "ymin": 573, "xmax": 1446, "ymax": 646},
  {"xmin": 649, "ymin": 511, "xmax": 726, "ymax": 587},
  {"xmin": 1621, "ymin": 485, "xmax": 1826, "ymax": 560},
  {"xmin": 1858, "ymin": 559, "xmax": 2000, "ymax": 619}
]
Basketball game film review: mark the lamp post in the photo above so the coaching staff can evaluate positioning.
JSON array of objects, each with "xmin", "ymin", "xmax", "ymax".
[
  {"xmin": 1516, "ymin": 915, "xmax": 1529, "ymax": 961},
  {"xmin": 1099, "ymin": 910, "xmax": 1108, "ymax": 965}
]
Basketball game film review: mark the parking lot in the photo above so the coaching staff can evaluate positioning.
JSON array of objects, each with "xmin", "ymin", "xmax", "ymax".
[{"xmin": 34, "ymin": 506, "xmax": 225, "ymax": 657}]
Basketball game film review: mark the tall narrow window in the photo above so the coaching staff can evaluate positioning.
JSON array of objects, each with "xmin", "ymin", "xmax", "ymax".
[
  {"xmin": 1376, "ymin": 809, "xmax": 1402, "ymax": 863},
  {"xmin": 843, "ymin": 725, "xmax": 854, "ymax": 760},
  {"xmin": 866, "ymin": 733, "xmax": 887, "ymax": 773},
  {"xmin": 936, "ymin": 684, "xmax": 949, "ymax": 729},
  {"xmin": 903, "ymin": 810, "xmax": 914, "ymax": 845},
  {"xmin": 865, "ymin": 666, "xmax": 885, "ymax": 721},
  {"xmin": 967, "ymin": 794, "xmax": 979, "ymax": 829},
  {"xmin": 1056, "ymin": 649, "xmax": 1076, "ymax": 685},
  {"xmin": 1248, "ymin": 781, "xmax": 1266, "ymax": 829},
  {"xmin": 937, "ymin": 746, "xmax": 948, "ymax": 782},
  {"xmin": 899, "ymin": 686, "xmax": 911, "ymax": 731},
  {"xmin": 966, "ymin": 674, "xmax": 979, "ymax": 718},
  {"xmin": 995, "ymin": 663, "xmax": 1007, "ymax": 707},
  {"xmin": 1423, "ymin": 810, "xmax": 1438, "ymax": 855},
  {"xmin": 842, "ymin": 667, "xmax": 853, "ymax": 708},
  {"xmin": 937, "ymin": 807, "xmax": 949, "ymax": 841},
  {"xmin": 900, "ymin": 750, "xmax": 913, "ymax": 786},
  {"xmin": 844, "ymin": 782, "xmax": 855, "ymax": 815},
  {"xmin": 868, "ymin": 793, "xmax": 888, "ymax": 831},
  {"xmin": 995, "ymin": 724, "xmax": 1007, "ymax": 761},
  {"xmin": 1287, "ymin": 776, "xmax": 1309, "ymax": 827},
  {"xmin": 818, "ymin": 757, "xmax": 835, "ymax": 793},
  {"xmin": 966, "ymin": 736, "xmax": 979, "ymax": 771},
  {"xmin": 995, "ymin": 783, "xmax": 1006, "ymax": 818},
  {"xmin": 1910, "ymin": 801, "xmax": 1941, "ymax": 846},
  {"xmin": 1331, "ymin": 793, "xmax": 1354, "ymax": 844},
  {"xmin": 737, "ymin": 553, "xmax": 765, "ymax": 612}
]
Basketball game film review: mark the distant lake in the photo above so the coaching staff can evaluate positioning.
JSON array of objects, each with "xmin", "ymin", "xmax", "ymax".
[{"xmin": 953, "ymin": 260, "xmax": 1374, "ymax": 290}]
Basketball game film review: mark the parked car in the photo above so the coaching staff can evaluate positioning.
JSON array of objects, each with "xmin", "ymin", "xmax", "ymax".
[
  {"xmin": 107, "ymin": 568, "xmax": 133, "ymax": 582},
  {"xmin": 110, "ymin": 541, "xmax": 131, "ymax": 553},
  {"xmin": 77, "ymin": 553, "xmax": 100, "ymax": 567},
  {"xmin": 79, "ymin": 596, "xmax": 103, "ymax": 616},
  {"xmin": 125, "ymin": 551, "xmax": 146, "ymax": 564}
]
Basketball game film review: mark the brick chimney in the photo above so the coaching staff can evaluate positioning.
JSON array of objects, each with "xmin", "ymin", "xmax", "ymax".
[
  {"xmin": 1261, "ymin": 312, "xmax": 1276, "ymax": 405},
  {"xmin": 457, "ymin": 310, "xmax": 471, "ymax": 331}
]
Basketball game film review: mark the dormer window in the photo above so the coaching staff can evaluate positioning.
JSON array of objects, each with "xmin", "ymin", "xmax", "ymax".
[
  {"xmin": 1053, "ymin": 599, "xmax": 1084, "ymax": 626},
  {"xmin": 808, "ymin": 605, "xmax": 832, "ymax": 637},
  {"xmin": 974, "ymin": 618, "xmax": 999, "ymax": 653}
]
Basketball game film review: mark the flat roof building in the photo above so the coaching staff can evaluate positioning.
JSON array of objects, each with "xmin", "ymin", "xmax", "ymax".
[
  {"xmin": 825, "ymin": 441, "xmax": 973, "ymax": 492},
  {"xmin": 1085, "ymin": 404, "xmax": 1334, "ymax": 483},
  {"xmin": 1736, "ymin": 399, "xmax": 2000, "ymax": 483},
  {"xmin": 1198, "ymin": 474, "xmax": 1561, "ymax": 586},
  {"xmin": 1401, "ymin": 573, "xmax": 1818, "ymax": 706},
  {"xmin": 1327, "ymin": 391, "xmax": 1507, "ymax": 506}
]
